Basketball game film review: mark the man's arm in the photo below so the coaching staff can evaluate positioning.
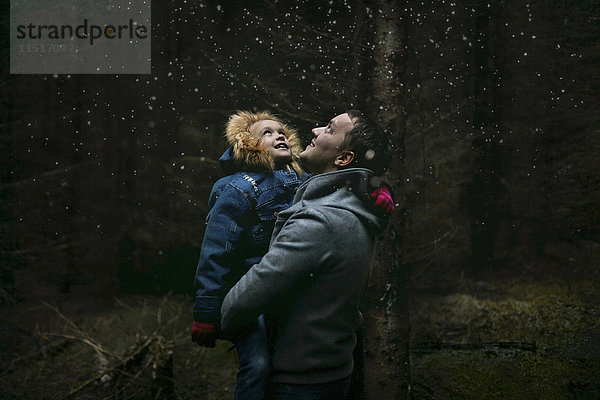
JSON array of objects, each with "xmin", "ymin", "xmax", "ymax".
[{"xmin": 221, "ymin": 208, "xmax": 331, "ymax": 333}]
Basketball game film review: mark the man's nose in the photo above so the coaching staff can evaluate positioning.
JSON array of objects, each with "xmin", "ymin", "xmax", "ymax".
[{"xmin": 312, "ymin": 127, "xmax": 324, "ymax": 136}]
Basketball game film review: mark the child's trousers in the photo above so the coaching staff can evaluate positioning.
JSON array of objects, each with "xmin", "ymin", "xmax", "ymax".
[{"xmin": 234, "ymin": 315, "xmax": 270, "ymax": 400}]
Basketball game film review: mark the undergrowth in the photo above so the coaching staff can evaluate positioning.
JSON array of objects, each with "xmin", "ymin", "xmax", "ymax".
[
  {"xmin": 410, "ymin": 247, "xmax": 600, "ymax": 400},
  {"xmin": 0, "ymin": 294, "xmax": 237, "ymax": 400}
]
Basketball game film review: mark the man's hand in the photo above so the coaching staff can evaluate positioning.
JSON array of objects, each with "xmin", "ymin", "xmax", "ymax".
[
  {"xmin": 191, "ymin": 321, "xmax": 218, "ymax": 348},
  {"xmin": 370, "ymin": 185, "xmax": 394, "ymax": 215}
]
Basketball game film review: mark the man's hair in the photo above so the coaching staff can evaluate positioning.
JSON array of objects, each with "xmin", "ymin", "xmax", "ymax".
[{"xmin": 341, "ymin": 110, "xmax": 392, "ymax": 175}]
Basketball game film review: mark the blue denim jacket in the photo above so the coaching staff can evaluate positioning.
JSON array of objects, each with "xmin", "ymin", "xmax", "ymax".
[{"xmin": 193, "ymin": 148, "xmax": 308, "ymax": 324}]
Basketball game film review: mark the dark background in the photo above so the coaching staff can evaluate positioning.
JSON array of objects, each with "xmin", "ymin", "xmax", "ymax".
[{"xmin": 1, "ymin": 0, "xmax": 599, "ymax": 399}]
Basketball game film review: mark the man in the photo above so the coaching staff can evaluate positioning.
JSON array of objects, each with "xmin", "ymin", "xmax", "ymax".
[{"xmin": 221, "ymin": 110, "xmax": 392, "ymax": 399}]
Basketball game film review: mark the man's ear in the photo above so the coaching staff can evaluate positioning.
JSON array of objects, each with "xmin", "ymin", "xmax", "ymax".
[{"xmin": 334, "ymin": 151, "xmax": 355, "ymax": 168}]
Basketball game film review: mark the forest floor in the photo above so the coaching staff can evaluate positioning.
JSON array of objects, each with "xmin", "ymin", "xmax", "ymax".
[
  {"xmin": 409, "ymin": 239, "xmax": 600, "ymax": 399},
  {"xmin": 0, "ymin": 294, "xmax": 238, "ymax": 400},
  {"xmin": 0, "ymin": 240, "xmax": 598, "ymax": 399}
]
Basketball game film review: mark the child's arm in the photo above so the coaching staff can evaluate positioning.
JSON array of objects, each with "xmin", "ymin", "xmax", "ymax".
[
  {"xmin": 192, "ymin": 183, "xmax": 252, "ymax": 347},
  {"xmin": 369, "ymin": 183, "xmax": 395, "ymax": 215}
]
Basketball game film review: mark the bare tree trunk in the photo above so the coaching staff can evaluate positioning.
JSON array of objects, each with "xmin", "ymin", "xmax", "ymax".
[
  {"xmin": 463, "ymin": 1, "xmax": 506, "ymax": 273},
  {"xmin": 363, "ymin": 1, "xmax": 410, "ymax": 399}
]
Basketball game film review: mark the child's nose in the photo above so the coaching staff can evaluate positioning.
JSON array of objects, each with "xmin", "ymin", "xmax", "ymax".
[{"xmin": 312, "ymin": 127, "xmax": 324, "ymax": 136}]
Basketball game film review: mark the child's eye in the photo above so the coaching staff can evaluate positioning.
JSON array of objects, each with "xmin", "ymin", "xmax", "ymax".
[{"xmin": 263, "ymin": 130, "xmax": 272, "ymax": 135}]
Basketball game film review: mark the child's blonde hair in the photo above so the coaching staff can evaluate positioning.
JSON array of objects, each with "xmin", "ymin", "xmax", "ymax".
[{"xmin": 225, "ymin": 110, "xmax": 304, "ymax": 175}]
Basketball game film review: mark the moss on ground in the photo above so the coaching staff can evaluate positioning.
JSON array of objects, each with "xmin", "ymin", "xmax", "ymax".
[
  {"xmin": 413, "ymin": 280, "xmax": 594, "ymax": 348},
  {"xmin": 415, "ymin": 351, "xmax": 600, "ymax": 400},
  {"xmin": 411, "ymin": 266, "xmax": 600, "ymax": 400}
]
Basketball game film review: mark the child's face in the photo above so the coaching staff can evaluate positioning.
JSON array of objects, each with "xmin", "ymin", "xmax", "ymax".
[{"xmin": 250, "ymin": 119, "xmax": 293, "ymax": 165}]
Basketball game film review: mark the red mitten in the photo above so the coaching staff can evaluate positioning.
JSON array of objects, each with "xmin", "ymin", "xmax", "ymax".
[
  {"xmin": 370, "ymin": 185, "xmax": 395, "ymax": 215},
  {"xmin": 191, "ymin": 321, "xmax": 217, "ymax": 348}
]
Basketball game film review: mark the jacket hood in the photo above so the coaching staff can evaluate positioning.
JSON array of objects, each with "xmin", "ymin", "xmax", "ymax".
[
  {"xmin": 295, "ymin": 168, "xmax": 389, "ymax": 236},
  {"xmin": 222, "ymin": 110, "xmax": 304, "ymax": 175},
  {"xmin": 218, "ymin": 147, "xmax": 245, "ymax": 175}
]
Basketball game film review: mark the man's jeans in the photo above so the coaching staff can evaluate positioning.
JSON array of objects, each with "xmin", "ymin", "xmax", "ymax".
[
  {"xmin": 348, "ymin": 325, "xmax": 366, "ymax": 400},
  {"xmin": 235, "ymin": 315, "xmax": 270, "ymax": 400},
  {"xmin": 267, "ymin": 325, "xmax": 364, "ymax": 400},
  {"xmin": 269, "ymin": 376, "xmax": 352, "ymax": 400}
]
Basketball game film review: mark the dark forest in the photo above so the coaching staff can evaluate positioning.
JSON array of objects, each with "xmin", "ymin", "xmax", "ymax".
[{"xmin": 1, "ymin": 0, "xmax": 599, "ymax": 399}]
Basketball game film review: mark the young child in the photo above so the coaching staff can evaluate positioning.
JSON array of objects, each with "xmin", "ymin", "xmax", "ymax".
[
  {"xmin": 191, "ymin": 110, "xmax": 305, "ymax": 399},
  {"xmin": 191, "ymin": 110, "xmax": 393, "ymax": 399}
]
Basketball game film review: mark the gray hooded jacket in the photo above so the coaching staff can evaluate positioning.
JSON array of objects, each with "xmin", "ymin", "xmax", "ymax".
[{"xmin": 221, "ymin": 168, "xmax": 387, "ymax": 385}]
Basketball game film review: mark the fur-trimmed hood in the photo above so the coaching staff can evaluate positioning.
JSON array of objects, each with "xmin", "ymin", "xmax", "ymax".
[{"xmin": 222, "ymin": 110, "xmax": 304, "ymax": 175}]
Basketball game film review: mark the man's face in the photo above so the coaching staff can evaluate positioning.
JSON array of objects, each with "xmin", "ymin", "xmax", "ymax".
[
  {"xmin": 300, "ymin": 113, "xmax": 354, "ymax": 174},
  {"xmin": 250, "ymin": 119, "xmax": 292, "ymax": 165}
]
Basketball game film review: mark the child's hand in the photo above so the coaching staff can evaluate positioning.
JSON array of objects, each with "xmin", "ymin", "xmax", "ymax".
[
  {"xmin": 370, "ymin": 185, "xmax": 394, "ymax": 215},
  {"xmin": 191, "ymin": 321, "xmax": 218, "ymax": 348}
]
